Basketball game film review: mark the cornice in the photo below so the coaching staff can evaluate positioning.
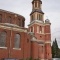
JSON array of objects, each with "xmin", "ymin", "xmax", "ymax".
[
  {"xmin": 28, "ymin": 20, "xmax": 44, "ymax": 27},
  {"xmin": 28, "ymin": 20, "xmax": 51, "ymax": 27},
  {"xmin": 0, "ymin": 23, "xmax": 27, "ymax": 33}
]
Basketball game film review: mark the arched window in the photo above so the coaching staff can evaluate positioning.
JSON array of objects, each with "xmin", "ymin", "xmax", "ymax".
[
  {"xmin": 0, "ymin": 32, "xmax": 7, "ymax": 47},
  {"xmin": 18, "ymin": 18, "xmax": 21, "ymax": 26},
  {"xmin": 39, "ymin": 26, "xmax": 42, "ymax": 33},
  {"xmin": 39, "ymin": 14, "xmax": 40, "ymax": 20},
  {"xmin": 14, "ymin": 34, "xmax": 20, "ymax": 48},
  {"xmin": 8, "ymin": 16, "xmax": 11, "ymax": 23},
  {"xmin": 35, "ymin": 1, "xmax": 37, "ymax": 7}
]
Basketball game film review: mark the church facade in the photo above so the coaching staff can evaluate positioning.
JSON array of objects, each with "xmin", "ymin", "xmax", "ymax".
[{"xmin": 0, "ymin": 0, "xmax": 52, "ymax": 60}]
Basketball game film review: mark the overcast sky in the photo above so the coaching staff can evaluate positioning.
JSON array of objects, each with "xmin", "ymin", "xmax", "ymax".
[{"xmin": 0, "ymin": 0, "xmax": 60, "ymax": 47}]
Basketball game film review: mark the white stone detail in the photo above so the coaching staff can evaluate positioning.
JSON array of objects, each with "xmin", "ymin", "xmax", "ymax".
[
  {"xmin": 13, "ymin": 48, "xmax": 21, "ymax": 50},
  {"xmin": 1, "ymin": 23, "xmax": 20, "ymax": 27},
  {"xmin": 40, "ymin": 59, "xmax": 45, "ymax": 60},
  {"xmin": 40, "ymin": 31, "xmax": 42, "ymax": 33},
  {"xmin": 31, "ymin": 20, "xmax": 43, "ymax": 24},
  {"xmin": 31, "ymin": 39, "xmax": 44, "ymax": 43},
  {"xmin": 28, "ymin": 20, "xmax": 44, "ymax": 27},
  {"xmin": 0, "ymin": 23, "xmax": 27, "ymax": 33},
  {"xmin": 45, "ymin": 41, "xmax": 51, "ymax": 43},
  {"xmin": 0, "ymin": 47, "xmax": 7, "ymax": 49}
]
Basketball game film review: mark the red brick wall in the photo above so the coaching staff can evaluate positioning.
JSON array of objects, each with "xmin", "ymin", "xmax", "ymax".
[
  {"xmin": 0, "ymin": 28, "xmax": 31, "ymax": 59},
  {"xmin": 31, "ymin": 41, "xmax": 38, "ymax": 59},
  {"xmin": 0, "ymin": 10, "xmax": 25, "ymax": 27},
  {"xmin": 29, "ymin": 23, "xmax": 52, "ymax": 59}
]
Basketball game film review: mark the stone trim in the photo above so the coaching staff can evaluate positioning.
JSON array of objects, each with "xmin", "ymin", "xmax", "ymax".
[
  {"xmin": 28, "ymin": 20, "xmax": 44, "ymax": 27},
  {"xmin": 28, "ymin": 20, "xmax": 51, "ymax": 27},
  {"xmin": 36, "ymin": 32, "xmax": 51, "ymax": 35},
  {"xmin": 0, "ymin": 47, "xmax": 7, "ymax": 49},
  {"xmin": 31, "ymin": 39, "xmax": 44, "ymax": 43},
  {"xmin": 45, "ymin": 59, "xmax": 52, "ymax": 60},
  {"xmin": 37, "ymin": 32, "xmax": 45, "ymax": 35},
  {"xmin": 40, "ymin": 59, "xmax": 45, "ymax": 60},
  {"xmin": 13, "ymin": 48, "xmax": 21, "ymax": 50},
  {"xmin": 0, "ymin": 24, "xmax": 27, "ymax": 32},
  {"xmin": 45, "ymin": 41, "xmax": 51, "ymax": 43}
]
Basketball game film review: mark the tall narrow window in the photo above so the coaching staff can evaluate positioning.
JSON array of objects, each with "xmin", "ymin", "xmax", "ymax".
[
  {"xmin": 0, "ymin": 14, "xmax": 2, "ymax": 22},
  {"xmin": 8, "ymin": 16, "xmax": 11, "ymax": 23},
  {"xmin": 35, "ymin": 1, "xmax": 37, "ymax": 7},
  {"xmin": 14, "ymin": 34, "xmax": 20, "ymax": 48},
  {"xmin": 31, "ymin": 15, "xmax": 33, "ymax": 21},
  {"xmin": 39, "ymin": 14, "xmax": 40, "ymax": 20},
  {"xmin": 22, "ymin": 20, "xmax": 24, "ymax": 27},
  {"xmin": 39, "ymin": 26, "xmax": 42, "ymax": 33},
  {"xmin": 37, "ymin": 14, "xmax": 39, "ymax": 20},
  {"xmin": 40, "ymin": 15, "xmax": 42, "ymax": 20},
  {"xmin": 0, "ymin": 32, "xmax": 7, "ymax": 47},
  {"xmin": 18, "ymin": 19, "xmax": 21, "ymax": 26}
]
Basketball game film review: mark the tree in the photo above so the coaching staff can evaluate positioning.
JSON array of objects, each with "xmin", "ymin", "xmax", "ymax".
[{"xmin": 52, "ymin": 38, "xmax": 59, "ymax": 58}]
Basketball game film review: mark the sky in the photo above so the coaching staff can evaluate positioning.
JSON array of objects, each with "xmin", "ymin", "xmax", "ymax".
[{"xmin": 0, "ymin": 0, "xmax": 60, "ymax": 47}]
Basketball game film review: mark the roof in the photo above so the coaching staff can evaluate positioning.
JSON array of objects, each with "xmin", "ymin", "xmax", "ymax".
[
  {"xmin": 30, "ymin": 9, "xmax": 44, "ymax": 15},
  {"xmin": 32, "ymin": 0, "xmax": 42, "ymax": 4},
  {"xmin": 0, "ymin": 9, "xmax": 25, "ymax": 20}
]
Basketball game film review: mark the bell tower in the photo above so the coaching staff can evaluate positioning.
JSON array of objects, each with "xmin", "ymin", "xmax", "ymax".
[
  {"xmin": 32, "ymin": 0, "xmax": 42, "ymax": 10},
  {"xmin": 30, "ymin": 0, "xmax": 44, "ymax": 23},
  {"xmin": 28, "ymin": 0, "xmax": 52, "ymax": 60},
  {"xmin": 29, "ymin": 0, "xmax": 44, "ymax": 39}
]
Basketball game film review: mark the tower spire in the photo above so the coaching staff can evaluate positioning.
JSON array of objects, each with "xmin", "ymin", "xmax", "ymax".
[{"xmin": 30, "ymin": 0, "xmax": 44, "ymax": 23}]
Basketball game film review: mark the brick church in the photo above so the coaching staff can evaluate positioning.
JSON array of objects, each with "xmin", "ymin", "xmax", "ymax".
[{"xmin": 0, "ymin": 0, "xmax": 52, "ymax": 60}]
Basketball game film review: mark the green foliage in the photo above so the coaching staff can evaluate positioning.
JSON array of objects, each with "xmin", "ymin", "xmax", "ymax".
[
  {"xmin": 29, "ymin": 57, "xmax": 32, "ymax": 60},
  {"xmin": 52, "ymin": 38, "xmax": 60, "ymax": 58}
]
